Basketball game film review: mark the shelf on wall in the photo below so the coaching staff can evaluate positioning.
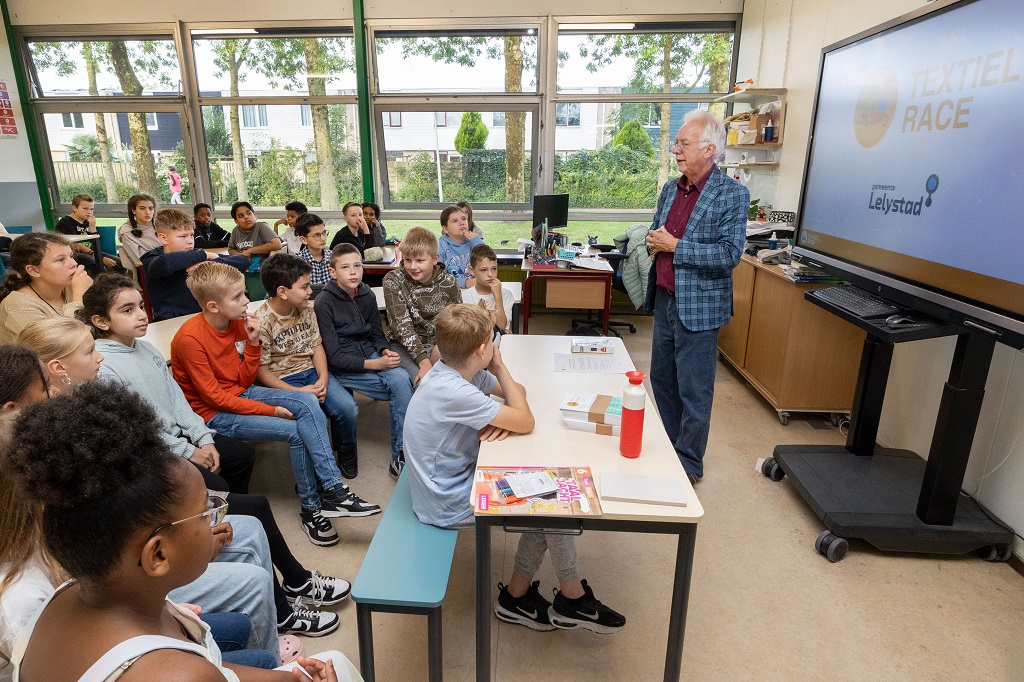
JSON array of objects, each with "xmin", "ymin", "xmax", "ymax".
[
  {"xmin": 719, "ymin": 162, "xmax": 779, "ymax": 170},
  {"xmin": 726, "ymin": 142, "xmax": 782, "ymax": 149},
  {"xmin": 715, "ymin": 88, "xmax": 788, "ymax": 106}
]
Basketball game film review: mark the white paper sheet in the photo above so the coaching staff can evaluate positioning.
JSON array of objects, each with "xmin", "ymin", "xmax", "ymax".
[{"xmin": 553, "ymin": 352, "xmax": 633, "ymax": 373}]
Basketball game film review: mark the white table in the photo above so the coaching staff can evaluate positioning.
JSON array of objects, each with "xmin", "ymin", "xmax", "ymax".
[
  {"xmin": 474, "ymin": 335, "xmax": 703, "ymax": 681},
  {"xmin": 371, "ymin": 281, "xmax": 523, "ymax": 332},
  {"xmin": 63, "ymin": 232, "xmax": 105, "ymax": 271}
]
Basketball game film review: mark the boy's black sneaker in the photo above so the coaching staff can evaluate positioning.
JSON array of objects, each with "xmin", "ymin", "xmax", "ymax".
[
  {"xmin": 282, "ymin": 570, "xmax": 351, "ymax": 607},
  {"xmin": 299, "ymin": 508, "xmax": 339, "ymax": 547},
  {"xmin": 319, "ymin": 486, "xmax": 381, "ymax": 518},
  {"xmin": 388, "ymin": 451, "xmax": 406, "ymax": 481},
  {"xmin": 494, "ymin": 581, "xmax": 555, "ymax": 631},
  {"xmin": 549, "ymin": 579, "xmax": 625, "ymax": 634},
  {"xmin": 277, "ymin": 600, "xmax": 340, "ymax": 637},
  {"xmin": 337, "ymin": 447, "xmax": 358, "ymax": 479}
]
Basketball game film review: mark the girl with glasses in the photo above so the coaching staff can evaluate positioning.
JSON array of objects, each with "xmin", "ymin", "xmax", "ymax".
[{"xmin": 5, "ymin": 383, "xmax": 357, "ymax": 681}]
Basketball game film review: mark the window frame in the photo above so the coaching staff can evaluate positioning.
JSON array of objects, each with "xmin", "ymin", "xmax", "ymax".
[{"xmin": 373, "ymin": 102, "xmax": 540, "ymax": 211}]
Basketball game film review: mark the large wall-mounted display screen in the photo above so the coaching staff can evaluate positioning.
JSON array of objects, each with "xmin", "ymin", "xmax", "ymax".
[{"xmin": 795, "ymin": 0, "xmax": 1024, "ymax": 328}]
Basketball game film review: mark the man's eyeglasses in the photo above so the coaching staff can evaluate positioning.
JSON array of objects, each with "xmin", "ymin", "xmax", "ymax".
[
  {"xmin": 138, "ymin": 494, "xmax": 229, "ymax": 567},
  {"xmin": 308, "ymin": 231, "xmax": 328, "ymax": 239}
]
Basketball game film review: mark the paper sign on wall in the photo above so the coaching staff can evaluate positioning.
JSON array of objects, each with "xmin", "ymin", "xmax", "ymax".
[{"xmin": 0, "ymin": 81, "xmax": 17, "ymax": 138}]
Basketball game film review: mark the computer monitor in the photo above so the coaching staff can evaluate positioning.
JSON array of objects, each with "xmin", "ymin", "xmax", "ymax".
[
  {"xmin": 793, "ymin": 0, "xmax": 1024, "ymax": 348},
  {"xmin": 532, "ymin": 193, "xmax": 569, "ymax": 231}
]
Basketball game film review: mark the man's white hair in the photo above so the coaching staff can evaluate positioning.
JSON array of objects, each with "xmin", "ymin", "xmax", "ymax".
[{"xmin": 684, "ymin": 109, "xmax": 727, "ymax": 160}]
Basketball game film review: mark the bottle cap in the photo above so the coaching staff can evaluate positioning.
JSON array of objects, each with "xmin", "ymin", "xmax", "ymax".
[
  {"xmin": 769, "ymin": 232, "xmax": 777, "ymax": 239},
  {"xmin": 626, "ymin": 370, "xmax": 646, "ymax": 385}
]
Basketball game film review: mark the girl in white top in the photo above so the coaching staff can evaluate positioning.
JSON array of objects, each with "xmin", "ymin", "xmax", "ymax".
[
  {"xmin": 117, "ymin": 194, "xmax": 161, "ymax": 267},
  {"xmin": 0, "ymin": 348, "xmax": 64, "ymax": 681},
  {"xmin": 6, "ymin": 383, "xmax": 353, "ymax": 682}
]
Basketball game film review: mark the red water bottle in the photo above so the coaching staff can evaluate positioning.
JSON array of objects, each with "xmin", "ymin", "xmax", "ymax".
[{"xmin": 619, "ymin": 371, "xmax": 646, "ymax": 458}]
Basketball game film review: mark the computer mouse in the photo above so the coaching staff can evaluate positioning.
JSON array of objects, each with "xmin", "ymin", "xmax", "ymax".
[{"xmin": 885, "ymin": 314, "xmax": 918, "ymax": 329}]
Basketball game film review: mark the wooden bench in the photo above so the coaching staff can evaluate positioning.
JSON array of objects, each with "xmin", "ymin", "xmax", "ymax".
[{"xmin": 351, "ymin": 471, "xmax": 458, "ymax": 681}]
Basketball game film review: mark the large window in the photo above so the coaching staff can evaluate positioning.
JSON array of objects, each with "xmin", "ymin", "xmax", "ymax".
[
  {"xmin": 18, "ymin": 20, "xmax": 736, "ymax": 222},
  {"xmin": 374, "ymin": 28, "xmax": 538, "ymax": 94},
  {"xmin": 43, "ymin": 110, "xmax": 190, "ymax": 205},
  {"xmin": 377, "ymin": 109, "xmax": 533, "ymax": 206},
  {"xmin": 553, "ymin": 101, "xmax": 710, "ymax": 210},
  {"xmin": 556, "ymin": 25, "xmax": 735, "ymax": 96},
  {"xmin": 191, "ymin": 35, "xmax": 357, "ymax": 97},
  {"xmin": 552, "ymin": 23, "xmax": 736, "ymax": 212},
  {"xmin": 200, "ymin": 103, "xmax": 360, "ymax": 211},
  {"xmin": 27, "ymin": 39, "xmax": 181, "ymax": 97}
]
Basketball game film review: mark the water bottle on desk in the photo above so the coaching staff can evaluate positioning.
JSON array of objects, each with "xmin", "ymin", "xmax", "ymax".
[{"xmin": 620, "ymin": 371, "xmax": 646, "ymax": 458}]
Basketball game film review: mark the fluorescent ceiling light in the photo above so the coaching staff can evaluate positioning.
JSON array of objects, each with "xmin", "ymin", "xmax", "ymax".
[
  {"xmin": 191, "ymin": 28, "xmax": 258, "ymax": 35},
  {"xmin": 559, "ymin": 23, "xmax": 635, "ymax": 31}
]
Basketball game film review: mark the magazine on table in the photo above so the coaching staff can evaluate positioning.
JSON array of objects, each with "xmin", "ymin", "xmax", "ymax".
[{"xmin": 473, "ymin": 466, "xmax": 603, "ymax": 516}]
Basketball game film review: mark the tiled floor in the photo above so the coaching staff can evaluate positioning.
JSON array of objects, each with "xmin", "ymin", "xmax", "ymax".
[{"xmin": 251, "ymin": 311, "xmax": 1024, "ymax": 680}]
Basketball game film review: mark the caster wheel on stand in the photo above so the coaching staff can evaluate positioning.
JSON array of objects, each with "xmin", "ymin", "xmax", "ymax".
[
  {"xmin": 779, "ymin": 412, "xmax": 790, "ymax": 426},
  {"xmin": 815, "ymin": 530, "xmax": 849, "ymax": 563},
  {"xmin": 760, "ymin": 457, "xmax": 785, "ymax": 482},
  {"xmin": 979, "ymin": 545, "xmax": 1013, "ymax": 562},
  {"xmin": 830, "ymin": 412, "xmax": 843, "ymax": 427}
]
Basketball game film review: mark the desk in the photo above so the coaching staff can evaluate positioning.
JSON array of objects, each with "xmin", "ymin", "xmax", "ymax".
[
  {"xmin": 63, "ymin": 233, "xmax": 104, "ymax": 272},
  {"xmin": 474, "ymin": 335, "xmax": 703, "ymax": 681},
  {"xmin": 145, "ymin": 300, "xmax": 262, "ymax": 363},
  {"xmin": 362, "ymin": 247, "xmax": 400, "ymax": 275},
  {"xmin": 204, "ymin": 247, "xmax": 228, "ymax": 257},
  {"xmin": 520, "ymin": 262, "xmax": 613, "ymax": 335}
]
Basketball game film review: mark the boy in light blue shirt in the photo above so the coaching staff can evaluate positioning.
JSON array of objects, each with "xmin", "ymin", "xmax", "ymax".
[{"xmin": 404, "ymin": 303, "xmax": 626, "ymax": 634}]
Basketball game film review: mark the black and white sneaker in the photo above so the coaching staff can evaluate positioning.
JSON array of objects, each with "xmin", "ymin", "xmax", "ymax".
[
  {"xmin": 337, "ymin": 447, "xmax": 358, "ymax": 479},
  {"xmin": 283, "ymin": 570, "xmax": 351, "ymax": 607},
  {"xmin": 494, "ymin": 581, "xmax": 555, "ymax": 631},
  {"xmin": 277, "ymin": 600, "xmax": 341, "ymax": 637},
  {"xmin": 388, "ymin": 452, "xmax": 405, "ymax": 481},
  {"xmin": 549, "ymin": 579, "xmax": 625, "ymax": 634},
  {"xmin": 299, "ymin": 508, "xmax": 339, "ymax": 547},
  {"xmin": 320, "ymin": 486, "xmax": 381, "ymax": 518}
]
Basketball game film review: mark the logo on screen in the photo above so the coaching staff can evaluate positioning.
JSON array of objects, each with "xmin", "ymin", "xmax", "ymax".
[{"xmin": 854, "ymin": 69, "xmax": 899, "ymax": 148}]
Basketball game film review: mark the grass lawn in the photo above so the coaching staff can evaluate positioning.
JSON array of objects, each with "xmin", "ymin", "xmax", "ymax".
[{"xmin": 97, "ymin": 217, "xmax": 650, "ymax": 250}]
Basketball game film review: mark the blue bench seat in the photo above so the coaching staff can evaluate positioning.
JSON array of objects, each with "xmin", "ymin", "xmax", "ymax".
[{"xmin": 351, "ymin": 471, "xmax": 458, "ymax": 681}]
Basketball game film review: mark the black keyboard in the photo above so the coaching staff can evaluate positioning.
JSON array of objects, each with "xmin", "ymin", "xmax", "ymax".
[{"xmin": 812, "ymin": 285, "xmax": 899, "ymax": 318}]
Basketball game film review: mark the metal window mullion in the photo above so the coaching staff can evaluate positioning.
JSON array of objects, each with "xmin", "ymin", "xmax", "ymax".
[
  {"xmin": 549, "ymin": 93, "xmax": 726, "ymax": 103},
  {"xmin": 15, "ymin": 22, "xmax": 178, "ymax": 39},
  {"xmin": 29, "ymin": 97, "xmax": 184, "ymax": 113},
  {"xmin": 176, "ymin": 19, "xmax": 210, "ymax": 206},
  {"xmin": 538, "ymin": 14, "xmax": 557, "ymax": 196},
  {"xmin": 195, "ymin": 96, "xmax": 358, "ymax": 106},
  {"xmin": 370, "ymin": 97, "xmax": 539, "ymax": 110}
]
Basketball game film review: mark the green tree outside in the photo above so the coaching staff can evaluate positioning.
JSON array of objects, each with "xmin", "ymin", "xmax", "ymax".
[{"xmin": 453, "ymin": 112, "xmax": 487, "ymax": 154}]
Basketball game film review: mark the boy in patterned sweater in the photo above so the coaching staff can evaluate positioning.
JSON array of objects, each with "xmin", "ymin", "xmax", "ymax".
[{"xmin": 382, "ymin": 226, "xmax": 461, "ymax": 387}]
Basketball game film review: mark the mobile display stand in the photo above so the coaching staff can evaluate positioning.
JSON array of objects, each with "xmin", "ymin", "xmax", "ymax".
[{"xmin": 760, "ymin": 293, "xmax": 1015, "ymax": 562}]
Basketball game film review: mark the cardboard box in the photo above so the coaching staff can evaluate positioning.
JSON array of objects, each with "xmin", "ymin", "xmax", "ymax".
[{"xmin": 737, "ymin": 129, "xmax": 758, "ymax": 145}]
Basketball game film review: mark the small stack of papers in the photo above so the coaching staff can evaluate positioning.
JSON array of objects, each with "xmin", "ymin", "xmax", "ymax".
[
  {"xmin": 780, "ymin": 264, "xmax": 843, "ymax": 284},
  {"xmin": 560, "ymin": 391, "xmax": 622, "ymax": 437}
]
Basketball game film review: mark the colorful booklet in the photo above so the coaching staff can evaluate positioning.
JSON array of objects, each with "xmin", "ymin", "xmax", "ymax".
[
  {"xmin": 473, "ymin": 466, "xmax": 603, "ymax": 516},
  {"xmin": 560, "ymin": 392, "xmax": 622, "ymax": 426}
]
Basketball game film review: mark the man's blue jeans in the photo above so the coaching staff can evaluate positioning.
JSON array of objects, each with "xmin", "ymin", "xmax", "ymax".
[
  {"xmin": 332, "ymin": 353, "xmax": 414, "ymax": 460},
  {"xmin": 207, "ymin": 386, "xmax": 343, "ymax": 510},
  {"xmin": 650, "ymin": 286, "xmax": 719, "ymax": 479},
  {"xmin": 280, "ymin": 368, "xmax": 358, "ymax": 452}
]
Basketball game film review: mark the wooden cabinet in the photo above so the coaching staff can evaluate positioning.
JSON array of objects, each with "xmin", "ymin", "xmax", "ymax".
[{"xmin": 718, "ymin": 255, "xmax": 866, "ymax": 424}]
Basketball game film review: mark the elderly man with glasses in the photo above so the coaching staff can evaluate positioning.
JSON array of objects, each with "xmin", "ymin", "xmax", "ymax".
[{"xmin": 644, "ymin": 109, "xmax": 750, "ymax": 485}]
